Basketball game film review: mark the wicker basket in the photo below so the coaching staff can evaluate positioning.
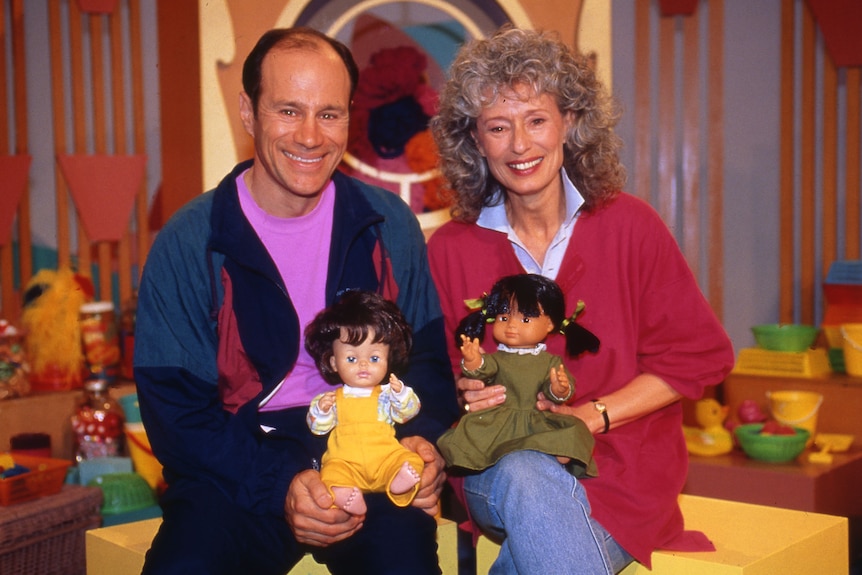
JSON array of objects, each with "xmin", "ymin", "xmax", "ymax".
[{"xmin": 0, "ymin": 485, "xmax": 102, "ymax": 575}]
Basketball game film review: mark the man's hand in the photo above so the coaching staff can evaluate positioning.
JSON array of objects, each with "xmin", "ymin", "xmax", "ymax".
[
  {"xmin": 400, "ymin": 435, "xmax": 446, "ymax": 517},
  {"xmin": 284, "ymin": 470, "xmax": 363, "ymax": 547}
]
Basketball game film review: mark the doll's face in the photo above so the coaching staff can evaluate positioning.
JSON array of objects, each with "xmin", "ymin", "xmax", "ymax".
[
  {"xmin": 329, "ymin": 328, "xmax": 390, "ymax": 388},
  {"xmin": 491, "ymin": 302, "xmax": 554, "ymax": 348}
]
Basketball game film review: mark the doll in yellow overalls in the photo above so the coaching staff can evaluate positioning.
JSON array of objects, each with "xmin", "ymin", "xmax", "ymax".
[{"xmin": 305, "ymin": 290, "xmax": 423, "ymax": 515}]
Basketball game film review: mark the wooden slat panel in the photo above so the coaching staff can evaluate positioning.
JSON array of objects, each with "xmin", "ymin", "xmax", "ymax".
[
  {"xmin": 0, "ymin": 1, "xmax": 41, "ymax": 320},
  {"xmin": 91, "ymin": 15, "xmax": 113, "ymax": 301},
  {"xmin": 1, "ymin": 0, "xmax": 13, "ymax": 320},
  {"xmin": 130, "ymin": 0, "xmax": 150, "ymax": 276},
  {"xmin": 847, "ymin": 68, "xmax": 861, "ymax": 261},
  {"xmin": 69, "ymin": 1, "xmax": 92, "ymax": 279},
  {"xmin": 11, "ymin": 0, "xmax": 30, "ymax": 304},
  {"xmin": 111, "ymin": 6, "xmax": 133, "ymax": 306},
  {"xmin": 0, "ymin": 1, "xmax": 7, "ymax": 150},
  {"xmin": 657, "ymin": 14, "xmax": 676, "ymax": 226},
  {"xmin": 800, "ymin": 3, "xmax": 816, "ymax": 324},
  {"xmin": 88, "ymin": 14, "xmax": 112, "ymax": 301},
  {"xmin": 634, "ymin": 0, "xmax": 651, "ymax": 202},
  {"xmin": 779, "ymin": 0, "xmax": 796, "ymax": 324},
  {"xmin": 681, "ymin": 10, "xmax": 700, "ymax": 280},
  {"xmin": 49, "ymin": 0, "xmax": 71, "ymax": 269},
  {"xmin": 821, "ymin": 54, "xmax": 837, "ymax": 279},
  {"xmin": 707, "ymin": 0, "xmax": 724, "ymax": 319}
]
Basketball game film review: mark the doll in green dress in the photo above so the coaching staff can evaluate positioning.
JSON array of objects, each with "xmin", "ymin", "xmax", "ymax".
[{"xmin": 437, "ymin": 274, "xmax": 600, "ymax": 478}]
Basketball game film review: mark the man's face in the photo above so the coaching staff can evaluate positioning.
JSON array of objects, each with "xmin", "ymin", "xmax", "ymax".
[{"xmin": 240, "ymin": 43, "xmax": 351, "ymax": 216}]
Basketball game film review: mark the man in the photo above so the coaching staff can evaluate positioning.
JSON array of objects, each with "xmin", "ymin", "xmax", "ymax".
[{"xmin": 134, "ymin": 27, "xmax": 459, "ymax": 575}]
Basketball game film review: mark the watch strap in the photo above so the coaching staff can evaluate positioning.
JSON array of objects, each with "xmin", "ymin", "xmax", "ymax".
[{"xmin": 591, "ymin": 399, "xmax": 610, "ymax": 434}]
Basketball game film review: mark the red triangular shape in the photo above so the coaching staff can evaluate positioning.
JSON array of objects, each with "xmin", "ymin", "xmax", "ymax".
[
  {"xmin": 658, "ymin": 0, "xmax": 698, "ymax": 17},
  {"xmin": 0, "ymin": 155, "xmax": 32, "ymax": 246},
  {"xmin": 76, "ymin": 0, "xmax": 118, "ymax": 14},
  {"xmin": 806, "ymin": 0, "xmax": 862, "ymax": 68},
  {"xmin": 57, "ymin": 154, "xmax": 147, "ymax": 242}
]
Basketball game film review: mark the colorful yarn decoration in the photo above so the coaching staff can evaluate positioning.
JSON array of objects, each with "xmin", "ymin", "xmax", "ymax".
[{"xmin": 21, "ymin": 268, "xmax": 94, "ymax": 389}]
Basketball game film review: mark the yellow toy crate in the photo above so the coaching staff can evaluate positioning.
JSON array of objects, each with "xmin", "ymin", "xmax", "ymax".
[{"xmin": 732, "ymin": 347, "xmax": 831, "ymax": 378}]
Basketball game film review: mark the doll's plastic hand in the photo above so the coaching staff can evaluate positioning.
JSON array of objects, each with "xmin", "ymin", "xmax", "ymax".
[
  {"xmin": 400, "ymin": 435, "xmax": 446, "ymax": 517},
  {"xmin": 285, "ymin": 469, "xmax": 363, "ymax": 547},
  {"xmin": 388, "ymin": 373, "xmax": 403, "ymax": 393},
  {"xmin": 458, "ymin": 376, "xmax": 506, "ymax": 414},
  {"xmin": 549, "ymin": 365, "xmax": 572, "ymax": 401},
  {"xmin": 317, "ymin": 391, "xmax": 336, "ymax": 413},
  {"xmin": 459, "ymin": 335, "xmax": 482, "ymax": 369}
]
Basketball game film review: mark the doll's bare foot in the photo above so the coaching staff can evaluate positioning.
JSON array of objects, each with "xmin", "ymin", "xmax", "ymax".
[
  {"xmin": 332, "ymin": 486, "xmax": 367, "ymax": 515},
  {"xmin": 390, "ymin": 462, "xmax": 421, "ymax": 495}
]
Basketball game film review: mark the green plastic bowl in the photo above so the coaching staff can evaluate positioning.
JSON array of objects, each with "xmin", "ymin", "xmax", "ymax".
[
  {"xmin": 734, "ymin": 423, "xmax": 809, "ymax": 463},
  {"xmin": 88, "ymin": 472, "xmax": 156, "ymax": 515},
  {"xmin": 751, "ymin": 324, "xmax": 819, "ymax": 352}
]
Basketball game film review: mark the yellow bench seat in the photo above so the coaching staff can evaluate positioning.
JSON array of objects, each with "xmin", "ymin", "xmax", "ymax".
[
  {"xmin": 86, "ymin": 516, "xmax": 458, "ymax": 575},
  {"xmin": 476, "ymin": 494, "xmax": 849, "ymax": 575}
]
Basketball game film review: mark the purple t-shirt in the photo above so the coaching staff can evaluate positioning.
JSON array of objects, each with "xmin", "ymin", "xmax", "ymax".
[{"xmin": 236, "ymin": 171, "xmax": 334, "ymax": 411}]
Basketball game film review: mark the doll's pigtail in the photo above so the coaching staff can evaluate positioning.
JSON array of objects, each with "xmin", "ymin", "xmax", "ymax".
[
  {"xmin": 560, "ymin": 300, "xmax": 600, "ymax": 357},
  {"xmin": 454, "ymin": 296, "xmax": 491, "ymax": 348}
]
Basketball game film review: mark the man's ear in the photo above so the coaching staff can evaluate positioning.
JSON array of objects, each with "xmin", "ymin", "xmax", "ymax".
[{"xmin": 239, "ymin": 92, "xmax": 255, "ymax": 136}]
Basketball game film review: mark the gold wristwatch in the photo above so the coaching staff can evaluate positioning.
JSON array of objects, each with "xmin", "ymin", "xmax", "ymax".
[{"xmin": 591, "ymin": 399, "xmax": 609, "ymax": 434}]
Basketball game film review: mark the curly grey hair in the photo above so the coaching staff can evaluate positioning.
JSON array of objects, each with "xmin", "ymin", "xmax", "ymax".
[{"xmin": 430, "ymin": 26, "xmax": 626, "ymax": 222}]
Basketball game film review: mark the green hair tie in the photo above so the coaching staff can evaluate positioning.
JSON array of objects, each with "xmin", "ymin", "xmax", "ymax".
[{"xmin": 559, "ymin": 300, "xmax": 586, "ymax": 334}]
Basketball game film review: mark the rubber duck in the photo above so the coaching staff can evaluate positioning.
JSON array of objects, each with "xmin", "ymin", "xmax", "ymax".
[{"xmin": 683, "ymin": 398, "xmax": 733, "ymax": 456}]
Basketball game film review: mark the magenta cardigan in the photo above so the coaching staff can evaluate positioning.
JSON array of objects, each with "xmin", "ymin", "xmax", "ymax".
[{"xmin": 428, "ymin": 192, "xmax": 735, "ymax": 566}]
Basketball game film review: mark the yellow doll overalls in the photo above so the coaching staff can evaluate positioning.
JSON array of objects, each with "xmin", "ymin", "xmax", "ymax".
[{"xmin": 320, "ymin": 386, "xmax": 424, "ymax": 507}]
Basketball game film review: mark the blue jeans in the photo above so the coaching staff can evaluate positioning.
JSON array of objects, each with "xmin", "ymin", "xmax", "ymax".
[{"xmin": 464, "ymin": 450, "xmax": 633, "ymax": 575}]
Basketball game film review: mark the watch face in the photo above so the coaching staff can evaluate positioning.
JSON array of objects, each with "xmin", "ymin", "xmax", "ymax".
[{"xmin": 594, "ymin": 401, "xmax": 607, "ymax": 413}]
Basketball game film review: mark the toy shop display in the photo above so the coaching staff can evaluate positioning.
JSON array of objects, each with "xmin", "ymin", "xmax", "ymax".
[{"xmin": 0, "ymin": 320, "xmax": 29, "ymax": 400}]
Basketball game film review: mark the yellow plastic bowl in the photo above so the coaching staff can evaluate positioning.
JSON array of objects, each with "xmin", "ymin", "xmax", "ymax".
[{"xmin": 751, "ymin": 324, "xmax": 819, "ymax": 352}]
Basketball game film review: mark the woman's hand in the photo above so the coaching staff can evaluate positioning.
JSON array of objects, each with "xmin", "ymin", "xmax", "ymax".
[{"xmin": 458, "ymin": 376, "xmax": 506, "ymax": 413}]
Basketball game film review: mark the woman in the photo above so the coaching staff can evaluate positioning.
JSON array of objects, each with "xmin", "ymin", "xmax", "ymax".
[{"xmin": 427, "ymin": 26, "xmax": 734, "ymax": 574}]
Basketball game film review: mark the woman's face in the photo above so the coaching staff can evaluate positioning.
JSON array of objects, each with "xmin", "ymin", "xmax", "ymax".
[{"xmin": 473, "ymin": 84, "xmax": 572, "ymax": 202}]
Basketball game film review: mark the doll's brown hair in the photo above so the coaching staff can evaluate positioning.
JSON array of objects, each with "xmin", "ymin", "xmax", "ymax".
[{"xmin": 305, "ymin": 290, "xmax": 413, "ymax": 385}]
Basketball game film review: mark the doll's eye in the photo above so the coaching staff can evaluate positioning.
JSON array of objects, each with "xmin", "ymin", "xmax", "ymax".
[
  {"xmin": 497, "ymin": 314, "xmax": 509, "ymax": 322},
  {"xmin": 522, "ymin": 317, "xmax": 531, "ymax": 323},
  {"xmin": 346, "ymin": 356, "xmax": 357, "ymax": 363},
  {"xmin": 370, "ymin": 355, "xmax": 381, "ymax": 363}
]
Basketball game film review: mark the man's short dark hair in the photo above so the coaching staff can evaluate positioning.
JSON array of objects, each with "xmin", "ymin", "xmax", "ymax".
[{"xmin": 242, "ymin": 27, "xmax": 359, "ymax": 115}]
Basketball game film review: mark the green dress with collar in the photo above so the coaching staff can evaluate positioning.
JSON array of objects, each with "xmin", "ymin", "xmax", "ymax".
[{"xmin": 437, "ymin": 349, "xmax": 597, "ymax": 477}]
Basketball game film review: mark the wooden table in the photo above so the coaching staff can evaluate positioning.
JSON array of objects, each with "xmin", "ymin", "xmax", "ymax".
[
  {"xmin": 0, "ymin": 381, "xmax": 136, "ymax": 459},
  {"xmin": 684, "ymin": 445, "xmax": 862, "ymax": 517},
  {"xmin": 721, "ymin": 371, "xmax": 862, "ymax": 439}
]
